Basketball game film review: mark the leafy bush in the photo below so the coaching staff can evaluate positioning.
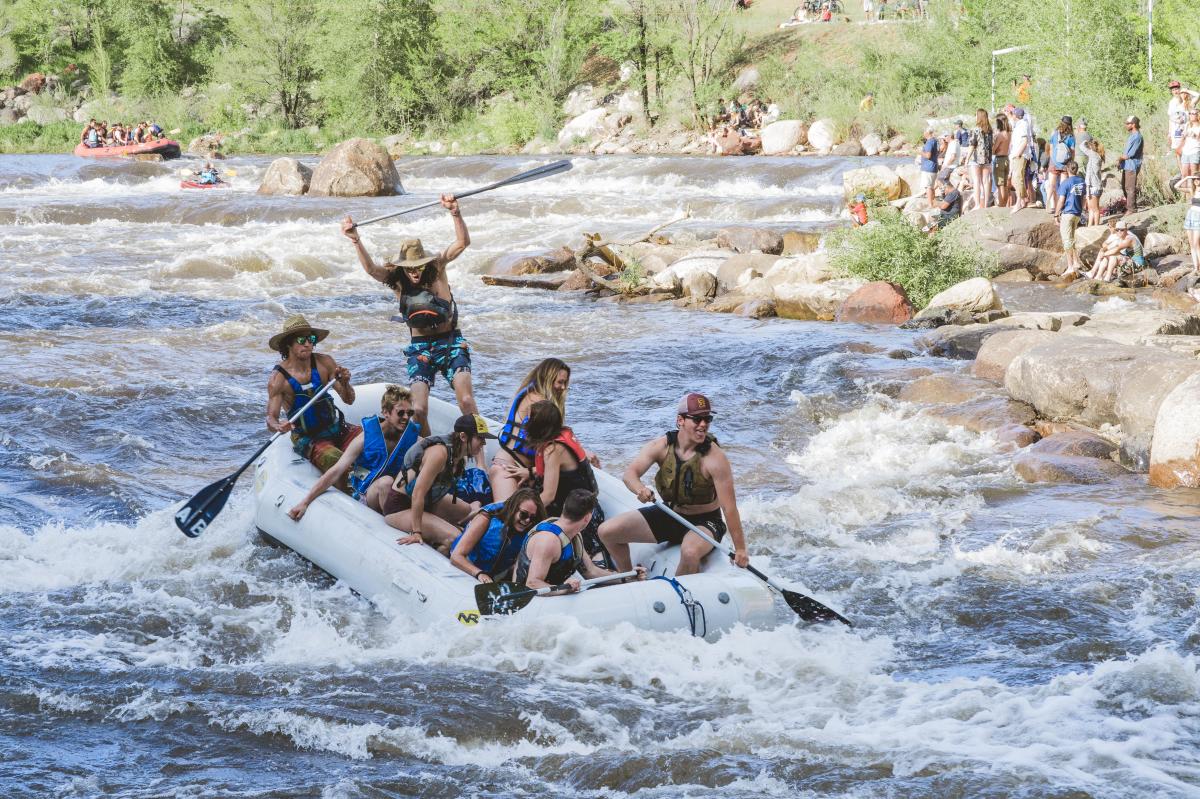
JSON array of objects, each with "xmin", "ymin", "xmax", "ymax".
[{"xmin": 825, "ymin": 209, "xmax": 994, "ymax": 309}]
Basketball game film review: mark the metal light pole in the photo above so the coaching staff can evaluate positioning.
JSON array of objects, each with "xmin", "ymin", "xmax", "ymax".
[{"xmin": 1148, "ymin": 0, "xmax": 1154, "ymax": 83}]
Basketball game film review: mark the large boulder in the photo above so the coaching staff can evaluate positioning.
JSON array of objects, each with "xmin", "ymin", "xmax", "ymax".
[
  {"xmin": 1122, "ymin": 204, "xmax": 1187, "ymax": 239},
  {"xmin": 716, "ymin": 226, "xmax": 783, "ymax": 254},
  {"xmin": 807, "ymin": 118, "xmax": 838, "ymax": 150},
  {"xmin": 774, "ymin": 279, "xmax": 866, "ymax": 321},
  {"xmin": 683, "ymin": 270, "xmax": 719, "ymax": 299},
  {"xmin": 1143, "ymin": 231, "xmax": 1185, "ymax": 259},
  {"xmin": 733, "ymin": 66, "xmax": 760, "ymax": 91},
  {"xmin": 187, "ymin": 133, "xmax": 224, "ymax": 157},
  {"xmin": 987, "ymin": 242, "xmax": 1063, "ymax": 278},
  {"xmin": 1014, "ymin": 448, "xmax": 1127, "ymax": 485},
  {"xmin": 716, "ymin": 253, "xmax": 779, "ymax": 291},
  {"xmin": 894, "ymin": 163, "xmax": 922, "ymax": 197},
  {"xmin": 843, "ymin": 165, "xmax": 904, "ymax": 201},
  {"xmin": 24, "ymin": 105, "xmax": 68, "ymax": 125},
  {"xmin": 760, "ymin": 120, "xmax": 806, "ymax": 155},
  {"xmin": 620, "ymin": 242, "xmax": 692, "ymax": 274},
  {"xmin": 972, "ymin": 329, "xmax": 1059, "ymax": 383},
  {"xmin": 1111, "ymin": 353, "xmax": 1200, "ymax": 468},
  {"xmin": 832, "ymin": 140, "xmax": 865, "ymax": 157},
  {"xmin": 781, "ymin": 231, "xmax": 821, "ymax": 255},
  {"xmin": 764, "ymin": 252, "xmax": 835, "ymax": 286},
  {"xmin": 308, "ymin": 138, "xmax": 403, "ymax": 197},
  {"xmin": 653, "ymin": 250, "xmax": 731, "ymax": 288},
  {"xmin": 489, "ymin": 247, "xmax": 577, "ymax": 276},
  {"xmin": 562, "ymin": 84, "xmax": 597, "ymax": 116},
  {"xmin": 923, "ymin": 278, "xmax": 1003, "ymax": 315},
  {"xmin": 19, "ymin": 72, "xmax": 46, "ymax": 94},
  {"xmin": 1149, "ymin": 372, "xmax": 1200, "ymax": 488},
  {"xmin": 861, "ymin": 133, "xmax": 884, "ymax": 156},
  {"xmin": 1064, "ymin": 309, "xmax": 1200, "ymax": 347},
  {"xmin": 257, "ymin": 157, "xmax": 312, "ymax": 196},
  {"xmin": 556, "ymin": 108, "xmax": 609, "ymax": 148},
  {"xmin": 944, "ymin": 206, "xmax": 1063, "ymax": 252},
  {"xmin": 835, "ymin": 281, "xmax": 914, "ymax": 325}
]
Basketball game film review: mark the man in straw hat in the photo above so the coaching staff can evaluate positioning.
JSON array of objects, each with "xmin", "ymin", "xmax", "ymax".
[
  {"xmin": 341, "ymin": 195, "xmax": 475, "ymax": 438},
  {"xmin": 265, "ymin": 314, "xmax": 360, "ymax": 476}
]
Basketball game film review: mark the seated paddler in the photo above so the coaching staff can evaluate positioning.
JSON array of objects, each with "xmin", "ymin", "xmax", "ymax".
[
  {"xmin": 287, "ymin": 385, "xmax": 419, "ymax": 521},
  {"xmin": 265, "ymin": 314, "xmax": 359, "ymax": 478},
  {"xmin": 449, "ymin": 487, "xmax": 546, "ymax": 583},
  {"xmin": 490, "ymin": 358, "xmax": 572, "ymax": 502},
  {"xmin": 515, "ymin": 489, "xmax": 643, "ymax": 594},
  {"xmin": 598, "ymin": 392, "xmax": 749, "ymax": 577},
  {"xmin": 385, "ymin": 413, "xmax": 496, "ymax": 552}
]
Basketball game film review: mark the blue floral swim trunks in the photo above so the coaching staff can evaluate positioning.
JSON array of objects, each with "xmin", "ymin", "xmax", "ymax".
[{"xmin": 405, "ymin": 329, "xmax": 471, "ymax": 386}]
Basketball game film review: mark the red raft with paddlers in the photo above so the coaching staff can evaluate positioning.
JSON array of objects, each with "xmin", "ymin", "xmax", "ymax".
[{"xmin": 74, "ymin": 139, "xmax": 182, "ymax": 160}]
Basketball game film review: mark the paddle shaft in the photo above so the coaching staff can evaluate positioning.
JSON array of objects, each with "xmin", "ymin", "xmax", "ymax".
[
  {"xmin": 350, "ymin": 160, "xmax": 571, "ymax": 229},
  {"xmin": 481, "ymin": 569, "xmax": 639, "ymax": 614}
]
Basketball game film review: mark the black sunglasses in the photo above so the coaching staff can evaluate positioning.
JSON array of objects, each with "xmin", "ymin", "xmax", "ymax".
[
  {"xmin": 681, "ymin": 414, "xmax": 713, "ymax": 424},
  {"xmin": 393, "ymin": 408, "xmax": 414, "ymax": 417},
  {"xmin": 294, "ymin": 334, "xmax": 318, "ymax": 345}
]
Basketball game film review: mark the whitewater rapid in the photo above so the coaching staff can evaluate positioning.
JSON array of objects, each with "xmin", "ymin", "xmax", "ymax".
[{"xmin": 1, "ymin": 153, "xmax": 1197, "ymax": 798}]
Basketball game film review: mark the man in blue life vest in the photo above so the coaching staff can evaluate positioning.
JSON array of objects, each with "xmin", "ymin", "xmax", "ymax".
[
  {"xmin": 265, "ymin": 314, "xmax": 359, "ymax": 477},
  {"xmin": 340, "ymin": 196, "xmax": 477, "ymax": 439},
  {"xmin": 287, "ymin": 384, "xmax": 420, "ymax": 520},
  {"xmin": 598, "ymin": 392, "xmax": 749, "ymax": 577}
]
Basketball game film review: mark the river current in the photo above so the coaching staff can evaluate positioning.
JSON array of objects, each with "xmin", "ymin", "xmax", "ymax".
[{"xmin": 0, "ymin": 153, "xmax": 1197, "ymax": 798}]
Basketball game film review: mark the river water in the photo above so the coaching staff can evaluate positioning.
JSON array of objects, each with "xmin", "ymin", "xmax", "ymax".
[{"xmin": 1, "ymin": 153, "xmax": 1197, "ymax": 798}]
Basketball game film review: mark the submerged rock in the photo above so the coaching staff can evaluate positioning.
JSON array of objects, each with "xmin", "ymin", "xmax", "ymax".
[{"xmin": 716, "ymin": 226, "xmax": 783, "ymax": 255}]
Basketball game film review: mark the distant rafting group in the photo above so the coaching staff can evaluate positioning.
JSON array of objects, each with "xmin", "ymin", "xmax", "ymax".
[
  {"xmin": 78, "ymin": 118, "xmax": 165, "ymax": 149},
  {"xmin": 260, "ymin": 195, "xmax": 750, "ymax": 597}
]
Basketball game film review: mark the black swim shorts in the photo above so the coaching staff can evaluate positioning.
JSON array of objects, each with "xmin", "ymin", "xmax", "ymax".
[{"xmin": 637, "ymin": 506, "xmax": 726, "ymax": 547}]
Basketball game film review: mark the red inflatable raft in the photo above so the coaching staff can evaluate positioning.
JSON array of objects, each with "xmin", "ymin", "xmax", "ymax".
[{"xmin": 74, "ymin": 139, "xmax": 182, "ymax": 159}]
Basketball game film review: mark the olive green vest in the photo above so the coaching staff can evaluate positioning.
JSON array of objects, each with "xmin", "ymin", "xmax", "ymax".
[{"xmin": 655, "ymin": 431, "xmax": 718, "ymax": 507}]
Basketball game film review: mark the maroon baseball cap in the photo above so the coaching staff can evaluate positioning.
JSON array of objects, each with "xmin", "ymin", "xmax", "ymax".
[{"xmin": 677, "ymin": 392, "xmax": 716, "ymax": 416}]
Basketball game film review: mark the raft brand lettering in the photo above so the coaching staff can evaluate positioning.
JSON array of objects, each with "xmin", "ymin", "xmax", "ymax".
[{"xmin": 456, "ymin": 610, "xmax": 480, "ymax": 625}]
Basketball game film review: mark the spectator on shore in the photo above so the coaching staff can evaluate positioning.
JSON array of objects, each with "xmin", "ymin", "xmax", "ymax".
[
  {"xmin": 942, "ymin": 130, "xmax": 961, "ymax": 171},
  {"xmin": 954, "ymin": 119, "xmax": 970, "ymax": 150},
  {"xmin": 876, "ymin": 0, "xmax": 887, "ymax": 20},
  {"xmin": 993, "ymin": 114, "xmax": 1011, "ymax": 207},
  {"xmin": 926, "ymin": 175, "xmax": 963, "ymax": 234},
  {"xmin": 860, "ymin": 93, "xmax": 875, "ymax": 112},
  {"xmin": 968, "ymin": 109, "xmax": 993, "ymax": 211},
  {"xmin": 863, "ymin": 0, "xmax": 874, "ymax": 18},
  {"xmin": 1088, "ymin": 218, "xmax": 1144, "ymax": 282},
  {"xmin": 1168, "ymin": 80, "xmax": 1200, "ymax": 171},
  {"xmin": 1080, "ymin": 134, "xmax": 1105, "ymax": 227},
  {"xmin": 1046, "ymin": 116, "xmax": 1075, "ymax": 215},
  {"xmin": 1179, "ymin": 175, "xmax": 1200, "ymax": 276},
  {"xmin": 1118, "ymin": 116, "xmax": 1144, "ymax": 215},
  {"xmin": 919, "ymin": 128, "xmax": 939, "ymax": 206},
  {"xmin": 1176, "ymin": 108, "xmax": 1200, "ymax": 182},
  {"xmin": 1008, "ymin": 107, "xmax": 1032, "ymax": 213},
  {"xmin": 1014, "ymin": 74, "xmax": 1032, "ymax": 105},
  {"xmin": 849, "ymin": 193, "xmax": 868, "ymax": 227},
  {"xmin": 1054, "ymin": 161, "xmax": 1086, "ymax": 277}
]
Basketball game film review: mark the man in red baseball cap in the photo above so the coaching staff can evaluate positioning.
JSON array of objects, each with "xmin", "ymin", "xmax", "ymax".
[{"xmin": 598, "ymin": 392, "xmax": 749, "ymax": 576}]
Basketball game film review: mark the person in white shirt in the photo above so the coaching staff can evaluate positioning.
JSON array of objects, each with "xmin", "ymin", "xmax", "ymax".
[
  {"xmin": 1008, "ymin": 108, "xmax": 1032, "ymax": 212},
  {"xmin": 1167, "ymin": 80, "xmax": 1200, "ymax": 171}
]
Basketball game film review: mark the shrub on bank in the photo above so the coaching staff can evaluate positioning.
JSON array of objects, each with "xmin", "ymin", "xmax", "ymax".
[{"xmin": 825, "ymin": 208, "xmax": 995, "ymax": 309}]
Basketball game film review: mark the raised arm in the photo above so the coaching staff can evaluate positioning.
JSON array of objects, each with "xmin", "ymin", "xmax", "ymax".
[
  {"xmin": 341, "ymin": 216, "xmax": 394, "ymax": 284},
  {"xmin": 708, "ymin": 449, "xmax": 748, "ymax": 567},
  {"xmin": 622, "ymin": 437, "xmax": 665, "ymax": 502},
  {"xmin": 439, "ymin": 195, "xmax": 470, "ymax": 265},
  {"xmin": 288, "ymin": 434, "xmax": 365, "ymax": 520}
]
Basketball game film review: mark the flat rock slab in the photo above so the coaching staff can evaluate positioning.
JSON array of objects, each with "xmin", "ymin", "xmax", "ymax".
[
  {"xmin": 1139, "ymin": 335, "xmax": 1200, "ymax": 355},
  {"xmin": 918, "ymin": 311, "xmax": 1082, "ymax": 360},
  {"xmin": 899, "ymin": 373, "xmax": 996, "ymax": 405},
  {"xmin": 972, "ymin": 329, "xmax": 1059, "ymax": 383},
  {"xmin": 1065, "ymin": 309, "xmax": 1200, "ymax": 347},
  {"xmin": 1014, "ymin": 451, "xmax": 1129, "ymax": 484}
]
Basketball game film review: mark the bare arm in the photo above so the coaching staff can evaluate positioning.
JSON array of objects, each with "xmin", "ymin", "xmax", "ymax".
[
  {"xmin": 707, "ymin": 448, "xmax": 749, "ymax": 567},
  {"xmin": 288, "ymin": 434, "xmax": 365, "ymax": 520},
  {"xmin": 521, "ymin": 532, "xmax": 573, "ymax": 592},
  {"xmin": 449, "ymin": 512, "xmax": 492, "ymax": 581},
  {"xmin": 538, "ymin": 444, "xmax": 567, "ymax": 508},
  {"xmin": 623, "ymin": 437, "xmax": 666, "ymax": 502},
  {"xmin": 439, "ymin": 195, "xmax": 469, "ymax": 265},
  {"xmin": 405, "ymin": 444, "xmax": 447, "ymax": 541},
  {"xmin": 315, "ymin": 353, "xmax": 355, "ymax": 405},
  {"xmin": 266, "ymin": 372, "xmax": 293, "ymax": 433},
  {"xmin": 341, "ymin": 216, "xmax": 393, "ymax": 284}
]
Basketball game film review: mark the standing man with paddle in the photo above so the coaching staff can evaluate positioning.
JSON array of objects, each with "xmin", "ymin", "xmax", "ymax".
[
  {"xmin": 598, "ymin": 392, "xmax": 749, "ymax": 577},
  {"xmin": 341, "ymin": 195, "xmax": 476, "ymax": 438},
  {"xmin": 266, "ymin": 315, "xmax": 359, "ymax": 478}
]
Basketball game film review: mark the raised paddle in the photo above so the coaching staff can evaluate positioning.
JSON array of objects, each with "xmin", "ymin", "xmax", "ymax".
[
  {"xmin": 349, "ymin": 159, "xmax": 573, "ymax": 229},
  {"xmin": 653, "ymin": 501, "xmax": 852, "ymax": 626},
  {"xmin": 174, "ymin": 379, "xmax": 340, "ymax": 538},
  {"xmin": 476, "ymin": 569, "xmax": 638, "ymax": 616}
]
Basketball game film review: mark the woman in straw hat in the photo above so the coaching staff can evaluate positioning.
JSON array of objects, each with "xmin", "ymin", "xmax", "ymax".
[
  {"xmin": 341, "ymin": 195, "xmax": 476, "ymax": 439},
  {"xmin": 265, "ymin": 314, "xmax": 360, "ymax": 476}
]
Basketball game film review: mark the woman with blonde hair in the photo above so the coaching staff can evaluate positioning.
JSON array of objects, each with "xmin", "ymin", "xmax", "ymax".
[
  {"xmin": 968, "ymin": 109, "xmax": 994, "ymax": 211},
  {"xmin": 1080, "ymin": 135, "xmax": 1106, "ymax": 227},
  {"xmin": 489, "ymin": 358, "xmax": 573, "ymax": 502}
]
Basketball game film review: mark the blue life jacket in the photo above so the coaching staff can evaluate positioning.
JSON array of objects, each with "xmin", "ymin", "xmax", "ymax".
[
  {"xmin": 348, "ymin": 416, "xmax": 418, "ymax": 500},
  {"xmin": 199, "ymin": 169, "xmax": 219, "ymax": 184},
  {"xmin": 514, "ymin": 520, "xmax": 580, "ymax": 586},
  {"xmin": 454, "ymin": 466, "xmax": 493, "ymax": 505},
  {"xmin": 274, "ymin": 363, "xmax": 341, "ymax": 436},
  {"xmin": 498, "ymin": 384, "xmax": 537, "ymax": 459},
  {"xmin": 86, "ymin": 129, "xmax": 99, "ymax": 146},
  {"xmin": 451, "ymin": 501, "xmax": 527, "ymax": 578}
]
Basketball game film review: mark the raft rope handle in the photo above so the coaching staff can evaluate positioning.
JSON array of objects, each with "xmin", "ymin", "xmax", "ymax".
[{"xmin": 651, "ymin": 575, "xmax": 707, "ymax": 638}]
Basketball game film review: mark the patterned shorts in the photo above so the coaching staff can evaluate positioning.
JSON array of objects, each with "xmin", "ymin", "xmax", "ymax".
[
  {"xmin": 405, "ymin": 329, "xmax": 471, "ymax": 387},
  {"xmin": 293, "ymin": 423, "xmax": 363, "ymax": 474}
]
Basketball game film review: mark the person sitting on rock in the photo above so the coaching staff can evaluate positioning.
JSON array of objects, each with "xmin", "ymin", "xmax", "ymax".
[
  {"xmin": 265, "ymin": 314, "xmax": 359, "ymax": 476},
  {"xmin": 450, "ymin": 487, "xmax": 545, "ymax": 583},
  {"xmin": 598, "ymin": 392, "xmax": 749, "ymax": 577},
  {"xmin": 1088, "ymin": 218, "xmax": 1144, "ymax": 282},
  {"xmin": 287, "ymin": 384, "xmax": 419, "ymax": 521},
  {"xmin": 342, "ymin": 196, "xmax": 476, "ymax": 439},
  {"xmin": 515, "ymin": 489, "xmax": 643, "ymax": 594},
  {"xmin": 385, "ymin": 414, "xmax": 495, "ymax": 553}
]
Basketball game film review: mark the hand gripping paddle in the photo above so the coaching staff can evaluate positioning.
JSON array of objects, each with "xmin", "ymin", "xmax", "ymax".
[{"xmin": 475, "ymin": 570, "xmax": 638, "ymax": 616}]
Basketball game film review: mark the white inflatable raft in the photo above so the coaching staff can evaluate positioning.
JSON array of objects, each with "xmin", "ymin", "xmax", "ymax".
[{"xmin": 252, "ymin": 383, "xmax": 776, "ymax": 639}]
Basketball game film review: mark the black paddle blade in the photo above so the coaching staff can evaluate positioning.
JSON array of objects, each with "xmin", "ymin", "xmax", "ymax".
[
  {"xmin": 474, "ymin": 581, "xmax": 536, "ymax": 616},
  {"xmin": 782, "ymin": 588, "xmax": 852, "ymax": 626},
  {"xmin": 174, "ymin": 476, "xmax": 235, "ymax": 538}
]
